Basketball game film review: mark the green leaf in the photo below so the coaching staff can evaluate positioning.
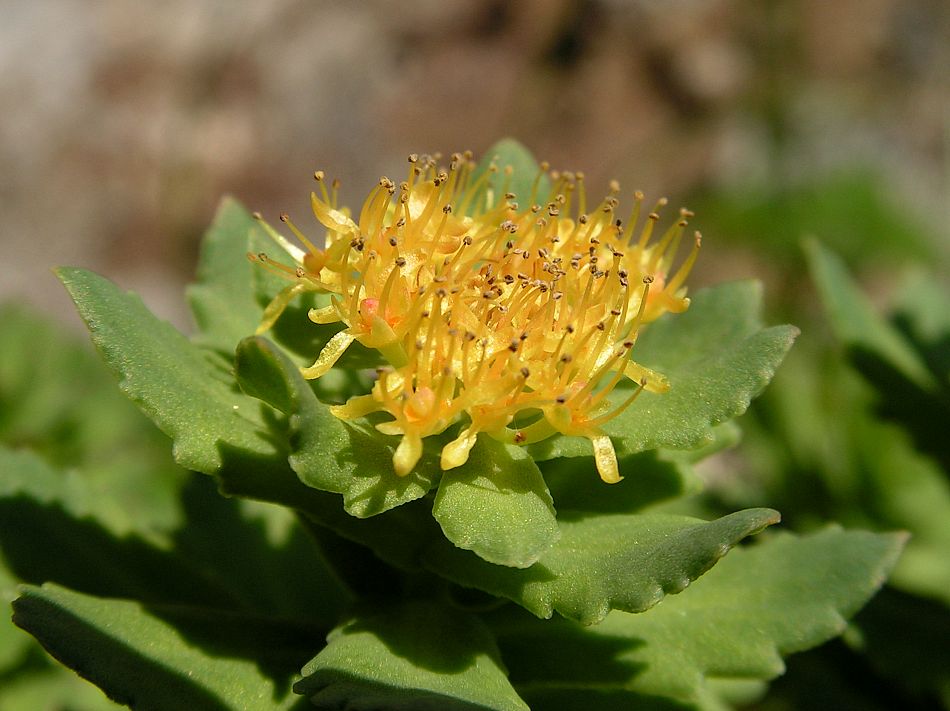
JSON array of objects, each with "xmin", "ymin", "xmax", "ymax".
[
  {"xmin": 690, "ymin": 172, "xmax": 935, "ymax": 266},
  {"xmin": 528, "ymin": 282, "xmax": 798, "ymax": 461},
  {"xmin": 806, "ymin": 240, "xmax": 950, "ymax": 473},
  {"xmin": 0, "ymin": 448, "xmax": 231, "ymax": 608},
  {"xmin": 852, "ymin": 586, "xmax": 950, "ymax": 706},
  {"xmin": 295, "ymin": 599, "xmax": 528, "ymax": 711},
  {"xmin": 0, "ymin": 303, "xmax": 185, "ymax": 537},
  {"xmin": 237, "ymin": 337, "xmax": 559, "ymax": 567},
  {"xmin": 57, "ymin": 267, "xmax": 278, "ymax": 475},
  {"xmin": 805, "ymin": 239, "xmax": 933, "ymax": 389},
  {"xmin": 432, "ymin": 440, "xmax": 559, "ymax": 568},
  {"xmin": 492, "ymin": 528, "xmax": 906, "ymax": 709},
  {"xmin": 170, "ymin": 476, "xmax": 352, "ymax": 625},
  {"xmin": 424, "ymin": 508, "xmax": 779, "ymax": 625},
  {"xmin": 467, "ymin": 139, "xmax": 550, "ymax": 214},
  {"xmin": 538, "ymin": 450, "xmax": 699, "ymax": 518},
  {"xmin": 1, "ymin": 444, "xmax": 351, "ymax": 629},
  {"xmin": 610, "ymin": 282, "xmax": 797, "ymax": 454},
  {"xmin": 187, "ymin": 197, "xmax": 267, "ymax": 354},
  {"xmin": 515, "ymin": 688, "xmax": 697, "ymax": 711},
  {"xmin": 0, "ymin": 667, "xmax": 123, "ymax": 711},
  {"xmin": 13, "ymin": 584, "xmax": 316, "ymax": 711},
  {"xmin": 235, "ymin": 336, "xmax": 441, "ymax": 517},
  {"xmin": 0, "ymin": 557, "xmax": 29, "ymax": 673}
]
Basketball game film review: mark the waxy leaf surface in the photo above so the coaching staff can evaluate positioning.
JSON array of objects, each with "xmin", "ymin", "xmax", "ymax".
[
  {"xmin": 296, "ymin": 599, "xmax": 528, "ymax": 711},
  {"xmin": 13, "ymin": 585, "xmax": 315, "ymax": 711},
  {"xmin": 493, "ymin": 528, "xmax": 906, "ymax": 709}
]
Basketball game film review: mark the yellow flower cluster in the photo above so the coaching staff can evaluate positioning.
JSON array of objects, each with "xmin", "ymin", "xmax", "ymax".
[{"xmin": 250, "ymin": 151, "xmax": 699, "ymax": 483}]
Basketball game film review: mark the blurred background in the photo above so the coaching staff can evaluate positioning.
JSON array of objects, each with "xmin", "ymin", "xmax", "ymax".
[
  {"xmin": 2, "ymin": 0, "xmax": 947, "ymax": 329},
  {"xmin": 2, "ymin": 3, "xmax": 950, "ymax": 709}
]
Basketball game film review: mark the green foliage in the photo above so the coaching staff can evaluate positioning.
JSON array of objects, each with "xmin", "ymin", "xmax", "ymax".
[
  {"xmin": 14, "ymin": 584, "xmax": 314, "ymax": 711},
  {"xmin": 296, "ymin": 600, "xmax": 528, "ymax": 711},
  {"xmin": 527, "ymin": 282, "xmax": 799, "ymax": 461},
  {"xmin": 689, "ymin": 172, "xmax": 934, "ymax": 267},
  {"xmin": 492, "ymin": 527, "xmax": 906, "ymax": 710},
  {"xmin": 1, "ymin": 141, "xmax": 910, "ymax": 710},
  {"xmin": 696, "ymin": 240, "xmax": 950, "ymax": 709}
]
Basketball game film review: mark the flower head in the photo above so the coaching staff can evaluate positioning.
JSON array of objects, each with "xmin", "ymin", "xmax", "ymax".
[{"xmin": 251, "ymin": 150, "xmax": 700, "ymax": 483}]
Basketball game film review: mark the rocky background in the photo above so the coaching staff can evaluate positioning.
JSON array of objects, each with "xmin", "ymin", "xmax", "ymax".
[{"xmin": 2, "ymin": 0, "xmax": 948, "ymax": 329}]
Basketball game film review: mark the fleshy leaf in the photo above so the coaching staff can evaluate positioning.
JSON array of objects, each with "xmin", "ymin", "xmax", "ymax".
[
  {"xmin": 528, "ymin": 281, "xmax": 798, "ymax": 461},
  {"xmin": 851, "ymin": 586, "xmax": 950, "ymax": 706},
  {"xmin": 295, "ymin": 599, "xmax": 528, "ymax": 711},
  {"xmin": 57, "ymin": 267, "xmax": 278, "ymax": 476},
  {"xmin": 432, "ymin": 440, "xmax": 559, "ymax": 568},
  {"xmin": 0, "ymin": 447, "xmax": 349, "ymax": 626},
  {"xmin": 0, "ymin": 303, "xmax": 185, "ymax": 537},
  {"xmin": 492, "ymin": 528, "xmax": 906, "ymax": 709},
  {"xmin": 538, "ymin": 450, "xmax": 699, "ymax": 518},
  {"xmin": 423, "ymin": 508, "xmax": 780, "ymax": 625},
  {"xmin": 13, "ymin": 584, "xmax": 316, "ymax": 711},
  {"xmin": 187, "ymin": 197, "xmax": 267, "ymax": 354},
  {"xmin": 806, "ymin": 240, "xmax": 950, "ymax": 472},
  {"xmin": 234, "ymin": 336, "xmax": 441, "ymax": 517},
  {"xmin": 805, "ymin": 239, "xmax": 934, "ymax": 388},
  {"xmin": 0, "ymin": 666, "xmax": 122, "ymax": 711},
  {"xmin": 0, "ymin": 448, "xmax": 233, "ymax": 608}
]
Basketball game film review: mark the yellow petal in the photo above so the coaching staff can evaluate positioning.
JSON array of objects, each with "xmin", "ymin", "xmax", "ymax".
[
  {"xmin": 441, "ymin": 427, "xmax": 478, "ymax": 469},
  {"xmin": 300, "ymin": 330, "xmax": 355, "ymax": 379},
  {"xmin": 329, "ymin": 394, "xmax": 380, "ymax": 420},
  {"xmin": 618, "ymin": 360, "xmax": 670, "ymax": 393},
  {"xmin": 311, "ymin": 192, "xmax": 359, "ymax": 236},
  {"xmin": 591, "ymin": 433, "xmax": 622, "ymax": 484},
  {"xmin": 375, "ymin": 421, "xmax": 404, "ymax": 436},
  {"xmin": 393, "ymin": 433, "xmax": 423, "ymax": 476},
  {"xmin": 308, "ymin": 304, "xmax": 342, "ymax": 324},
  {"xmin": 257, "ymin": 283, "xmax": 307, "ymax": 334}
]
